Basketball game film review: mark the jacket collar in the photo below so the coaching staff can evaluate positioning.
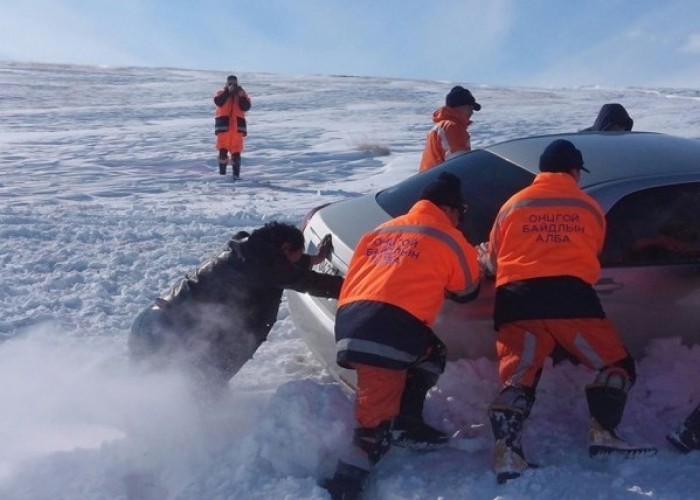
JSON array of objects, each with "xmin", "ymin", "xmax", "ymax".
[
  {"xmin": 533, "ymin": 171, "xmax": 579, "ymax": 189},
  {"xmin": 432, "ymin": 106, "xmax": 471, "ymax": 127},
  {"xmin": 409, "ymin": 199, "xmax": 454, "ymax": 226}
]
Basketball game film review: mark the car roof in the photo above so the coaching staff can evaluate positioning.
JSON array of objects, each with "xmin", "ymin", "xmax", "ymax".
[{"xmin": 483, "ymin": 132, "xmax": 700, "ymax": 188}]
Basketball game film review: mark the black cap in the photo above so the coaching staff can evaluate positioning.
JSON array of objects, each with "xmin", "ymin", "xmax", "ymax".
[
  {"xmin": 227, "ymin": 75, "xmax": 238, "ymax": 83},
  {"xmin": 446, "ymin": 86, "xmax": 481, "ymax": 111},
  {"xmin": 539, "ymin": 139, "xmax": 589, "ymax": 173},
  {"xmin": 420, "ymin": 172, "xmax": 464, "ymax": 209}
]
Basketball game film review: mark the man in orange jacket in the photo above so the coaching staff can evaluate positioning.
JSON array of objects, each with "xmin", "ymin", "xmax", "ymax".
[
  {"xmin": 480, "ymin": 139, "xmax": 656, "ymax": 484},
  {"xmin": 322, "ymin": 172, "xmax": 481, "ymax": 499},
  {"xmin": 214, "ymin": 75, "xmax": 251, "ymax": 179},
  {"xmin": 419, "ymin": 86, "xmax": 481, "ymax": 172}
]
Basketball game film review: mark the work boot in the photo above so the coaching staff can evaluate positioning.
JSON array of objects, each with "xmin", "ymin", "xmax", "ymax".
[
  {"xmin": 667, "ymin": 423, "xmax": 700, "ymax": 453},
  {"xmin": 353, "ymin": 421, "xmax": 392, "ymax": 465},
  {"xmin": 392, "ymin": 414, "xmax": 449, "ymax": 451},
  {"xmin": 667, "ymin": 404, "xmax": 700, "ymax": 453},
  {"xmin": 588, "ymin": 417, "xmax": 658, "ymax": 458},
  {"xmin": 321, "ymin": 461, "xmax": 368, "ymax": 500},
  {"xmin": 322, "ymin": 422, "xmax": 391, "ymax": 500},
  {"xmin": 492, "ymin": 439, "xmax": 530, "ymax": 484},
  {"xmin": 489, "ymin": 407, "xmax": 531, "ymax": 483}
]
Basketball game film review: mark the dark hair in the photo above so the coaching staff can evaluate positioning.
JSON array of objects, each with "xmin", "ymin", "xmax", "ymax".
[{"xmin": 247, "ymin": 221, "xmax": 304, "ymax": 254}]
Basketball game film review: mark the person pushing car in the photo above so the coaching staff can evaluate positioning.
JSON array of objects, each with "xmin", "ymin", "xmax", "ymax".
[
  {"xmin": 322, "ymin": 172, "xmax": 481, "ymax": 499},
  {"xmin": 479, "ymin": 139, "xmax": 657, "ymax": 484},
  {"xmin": 129, "ymin": 222, "xmax": 342, "ymax": 393}
]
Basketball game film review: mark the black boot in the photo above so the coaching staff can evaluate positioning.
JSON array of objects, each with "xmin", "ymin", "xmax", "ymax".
[
  {"xmin": 321, "ymin": 421, "xmax": 391, "ymax": 500},
  {"xmin": 353, "ymin": 421, "xmax": 392, "ymax": 465},
  {"xmin": 392, "ymin": 414, "xmax": 448, "ymax": 451},
  {"xmin": 586, "ymin": 385, "xmax": 657, "ymax": 458},
  {"xmin": 218, "ymin": 149, "xmax": 229, "ymax": 175},
  {"xmin": 321, "ymin": 462, "xmax": 368, "ymax": 500},
  {"xmin": 393, "ymin": 348, "xmax": 448, "ymax": 450},
  {"xmin": 232, "ymin": 152, "xmax": 241, "ymax": 179},
  {"xmin": 399, "ymin": 368, "xmax": 436, "ymax": 421},
  {"xmin": 667, "ymin": 404, "xmax": 700, "ymax": 453}
]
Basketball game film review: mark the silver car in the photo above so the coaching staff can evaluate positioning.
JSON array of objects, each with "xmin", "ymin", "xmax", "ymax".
[{"xmin": 289, "ymin": 132, "xmax": 700, "ymax": 390}]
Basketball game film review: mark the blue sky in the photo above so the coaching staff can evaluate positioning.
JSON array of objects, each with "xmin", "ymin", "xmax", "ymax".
[{"xmin": 1, "ymin": 0, "xmax": 699, "ymax": 88}]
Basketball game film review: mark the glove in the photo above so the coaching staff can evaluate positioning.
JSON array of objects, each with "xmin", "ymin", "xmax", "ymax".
[
  {"xmin": 316, "ymin": 234, "xmax": 333, "ymax": 260},
  {"xmin": 476, "ymin": 242, "xmax": 495, "ymax": 278}
]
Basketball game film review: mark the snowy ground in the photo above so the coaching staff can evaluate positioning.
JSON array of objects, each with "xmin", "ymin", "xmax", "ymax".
[{"xmin": 1, "ymin": 61, "xmax": 700, "ymax": 499}]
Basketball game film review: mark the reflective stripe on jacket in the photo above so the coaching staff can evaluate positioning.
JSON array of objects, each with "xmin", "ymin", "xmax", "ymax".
[
  {"xmin": 339, "ymin": 200, "xmax": 480, "ymax": 327},
  {"xmin": 488, "ymin": 172, "xmax": 606, "ymax": 288},
  {"xmin": 419, "ymin": 107, "xmax": 471, "ymax": 172}
]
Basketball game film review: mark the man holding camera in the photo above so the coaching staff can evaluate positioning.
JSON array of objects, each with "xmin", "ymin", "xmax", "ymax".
[{"xmin": 213, "ymin": 75, "xmax": 252, "ymax": 179}]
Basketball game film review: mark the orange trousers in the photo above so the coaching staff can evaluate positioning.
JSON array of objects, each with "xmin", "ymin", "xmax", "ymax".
[
  {"xmin": 496, "ymin": 318, "xmax": 629, "ymax": 387},
  {"xmin": 353, "ymin": 364, "xmax": 407, "ymax": 428}
]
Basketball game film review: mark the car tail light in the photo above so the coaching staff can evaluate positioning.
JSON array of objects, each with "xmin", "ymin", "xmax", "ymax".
[{"xmin": 299, "ymin": 203, "xmax": 331, "ymax": 231}]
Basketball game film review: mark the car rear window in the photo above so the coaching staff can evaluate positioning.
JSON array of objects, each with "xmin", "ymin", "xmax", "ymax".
[
  {"xmin": 376, "ymin": 150, "xmax": 535, "ymax": 244},
  {"xmin": 602, "ymin": 182, "xmax": 700, "ymax": 266}
]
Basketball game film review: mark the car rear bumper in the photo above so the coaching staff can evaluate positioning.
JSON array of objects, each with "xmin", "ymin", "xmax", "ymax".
[{"xmin": 287, "ymin": 290, "xmax": 358, "ymax": 391}]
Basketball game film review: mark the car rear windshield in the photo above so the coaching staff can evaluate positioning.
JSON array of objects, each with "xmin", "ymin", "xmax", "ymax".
[{"xmin": 376, "ymin": 150, "xmax": 535, "ymax": 244}]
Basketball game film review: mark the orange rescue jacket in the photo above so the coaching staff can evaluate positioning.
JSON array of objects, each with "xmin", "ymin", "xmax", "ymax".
[
  {"xmin": 419, "ymin": 107, "xmax": 472, "ymax": 172},
  {"xmin": 339, "ymin": 200, "xmax": 480, "ymax": 326},
  {"xmin": 214, "ymin": 87, "xmax": 251, "ymax": 152},
  {"xmin": 488, "ymin": 172, "xmax": 606, "ymax": 288}
]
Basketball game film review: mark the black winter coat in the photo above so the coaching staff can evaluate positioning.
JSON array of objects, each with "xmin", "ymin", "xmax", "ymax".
[
  {"xmin": 156, "ymin": 238, "xmax": 343, "ymax": 380},
  {"xmin": 583, "ymin": 103, "xmax": 633, "ymax": 132}
]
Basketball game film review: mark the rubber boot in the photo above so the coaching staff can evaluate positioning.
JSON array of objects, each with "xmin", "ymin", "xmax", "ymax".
[{"xmin": 219, "ymin": 162, "xmax": 227, "ymax": 175}]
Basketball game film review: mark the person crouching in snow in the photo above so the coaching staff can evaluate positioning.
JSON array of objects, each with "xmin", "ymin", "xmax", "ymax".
[
  {"xmin": 479, "ymin": 139, "xmax": 656, "ymax": 484},
  {"xmin": 322, "ymin": 172, "xmax": 481, "ymax": 500},
  {"xmin": 129, "ymin": 222, "xmax": 342, "ymax": 392},
  {"xmin": 214, "ymin": 74, "xmax": 251, "ymax": 179}
]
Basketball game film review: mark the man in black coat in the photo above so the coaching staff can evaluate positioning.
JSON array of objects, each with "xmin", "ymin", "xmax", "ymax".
[{"xmin": 129, "ymin": 222, "xmax": 342, "ymax": 388}]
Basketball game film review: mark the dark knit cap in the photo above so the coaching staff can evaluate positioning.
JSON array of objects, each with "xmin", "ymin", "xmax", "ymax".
[
  {"xmin": 539, "ymin": 139, "xmax": 589, "ymax": 173},
  {"xmin": 420, "ymin": 172, "xmax": 464, "ymax": 209},
  {"xmin": 445, "ymin": 86, "xmax": 481, "ymax": 111}
]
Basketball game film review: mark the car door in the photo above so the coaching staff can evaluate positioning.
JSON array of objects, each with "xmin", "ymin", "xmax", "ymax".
[{"xmin": 599, "ymin": 182, "xmax": 700, "ymax": 356}]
